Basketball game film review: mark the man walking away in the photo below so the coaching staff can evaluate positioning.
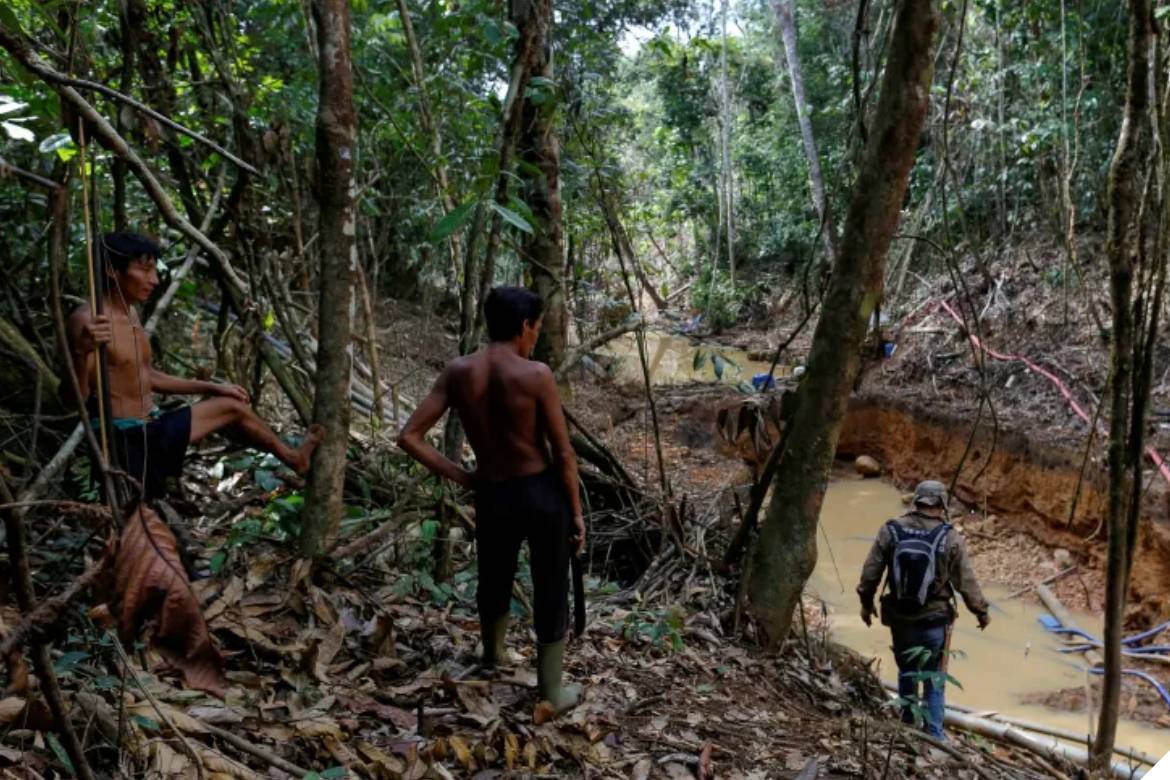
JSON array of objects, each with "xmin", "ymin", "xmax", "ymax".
[
  {"xmin": 856, "ymin": 480, "xmax": 990, "ymax": 740},
  {"xmin": 397, "ymin": 286, "xmax": 585, "ymax": 714}
]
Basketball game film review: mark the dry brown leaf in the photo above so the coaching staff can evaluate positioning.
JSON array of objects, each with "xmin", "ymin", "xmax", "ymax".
[
  {"xmin": 503, "ymin": 733, "xmax": 520, "ymax": 769},
  {"xmin": 448, "ymin": 735, "xmax": 474, "ymax": 771},
  {"xmin": 338, "ymin": 694, "xmax": 417, "ymax": 731},
  {"xmin": 204, "ymin": 577, "xmax": 244, "ymax": 625},
  {"xmin": 630, "ymin": 758, "xmax": 652, "ymax": 780},
  {"xmin": 116, "ymin": 506, "xmax": 226, "ymax": 697},
  {"xmin": 293, "ymin": 715, "xmax": 344, "ymax": 741},
  {"xmin": 0, "ymin": 697, "xmax": 53, "ymax": 731},
  {"xmin": 198, "ymin": 747, "xmax": 260, "ymax": 780},
  {"xmin": 315, "ymin": 621, "xmax": 347, "ymax": 680},
  {"xmin": 149, "ymin": 740, "xmax": 192, "ymax": 777},
  {"xmin": 1, "ymin": 644, "xmax": 27, "ymax": 697},
  {"xmin": 357, "ymin": 741, "xmax": 406, "ymax": 776},
  {"xmin": 129, "ymin": 701, "xmax": 207, "ymax": 735},
  {"xmin": 187, "ymin": 705, "xmax": 243, "ymax": 726},
  {"xmin": 324, "ymin": 735, "xmax": 360, "ymax": 767},
  {"xmin": 0, "ymin": 698, "xmax": 24, "ymax": 725},
  {"xmin": 455, "ymin": 684, "xmax": 498, "ymax": 722},
  {"xmin": 533, "ymin": 700, "xmax": 556, "ymax": 726}
]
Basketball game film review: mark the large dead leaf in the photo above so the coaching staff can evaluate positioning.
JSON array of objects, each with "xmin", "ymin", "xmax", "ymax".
[{"xmin": 115, "ymin": 505, "xmax": 226, "ymax": 697}]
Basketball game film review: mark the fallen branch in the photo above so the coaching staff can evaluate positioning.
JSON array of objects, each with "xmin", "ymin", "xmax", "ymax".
[
  {"xmin": 0, "ymin": 548, "xmax": 110, "ymax": 659},
  {"xmin": 1005, "ymin": 566, "xmax": 1078, "ymax": 600},
  {"xmin": 554, "ymin": 320, "xmax": 638, "ymax": 382},
  {"xmin": 198, "ymin": 721, "xmax": 310, "ymax": 778}
]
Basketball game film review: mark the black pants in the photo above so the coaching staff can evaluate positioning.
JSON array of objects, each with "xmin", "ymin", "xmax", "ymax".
[
  {"xmin": 474, "ymin": 470, "xmax": 572, "ymax": 644},
  {"xmin": 98, "ymin": 407, "xmax": 192, "ymax": 502}
]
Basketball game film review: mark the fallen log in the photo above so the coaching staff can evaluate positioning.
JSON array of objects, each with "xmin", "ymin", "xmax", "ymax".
[
  {"xmin": 883, "ymin": 683, "xmax": 1160, "ymax": 769},
  {"xmin": 942, "ymin": 708, "xmax": 1147, "ymax": 780},
  {"xmin": 945, "ymin": 702, "xmax": 1159, "ymax": 768}
]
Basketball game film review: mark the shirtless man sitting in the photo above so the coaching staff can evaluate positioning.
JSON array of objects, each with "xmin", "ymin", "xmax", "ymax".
[
  {"xmin": 63, "ymin": 231, "xmax": 323, "ymax": 502},
  {"xmin": 397, "ymin": 286, "xmax": 585, "ymax": 713}
]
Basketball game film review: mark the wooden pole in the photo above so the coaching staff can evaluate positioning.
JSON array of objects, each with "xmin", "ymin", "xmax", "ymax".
[
  {"xmin": 78, "ymin": 119, "xmax": 110, "ymax": 464},
  {"xmin": 1035, "ymin": 584, "xmax": 1103, "ymax": 666}
]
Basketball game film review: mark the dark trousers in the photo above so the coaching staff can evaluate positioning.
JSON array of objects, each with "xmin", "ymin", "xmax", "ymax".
[
  {"xmin": 474, "ymin": 470, "xmax": 572, "ymax": 644},
  {"xmin": 891, "ymin": 621, "xmax": 948, "ymax": 739}
]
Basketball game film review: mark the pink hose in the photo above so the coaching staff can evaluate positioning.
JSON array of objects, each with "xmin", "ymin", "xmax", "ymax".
[{"xmin": 932, "ymin": 299, "xmax": 1170, "ymax": 486}]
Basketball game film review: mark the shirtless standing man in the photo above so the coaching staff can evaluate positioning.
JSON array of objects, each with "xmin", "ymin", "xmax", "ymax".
[
  {"xmin": 397, "ymin": 286, "xmax": 585, "ymax": 712},
  {"xmin": 63, "ymin": 232, "xmax": 323, "ymax": 502}
]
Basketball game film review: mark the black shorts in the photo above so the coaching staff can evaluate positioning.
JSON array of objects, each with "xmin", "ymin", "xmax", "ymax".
[
  {"xmin": 474, "ymin": 470, "xmax": 573, "ymax": 644},
  {"xmin": 105, "ymin": 406, "xmax": 192, "ymax": 502}
]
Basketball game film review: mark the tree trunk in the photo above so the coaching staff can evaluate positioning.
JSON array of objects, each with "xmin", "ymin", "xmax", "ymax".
[
  {"xmin": 747, "ymin": 0, "xmax": 938, "ymax": 645},
  {"xmin": 300, "ymin": 0, "xmax": 357, "ymax": 557},
  {"xmin": 772, "ymin": 0, "xmax": 838, "ymax": 260},
  {"xmin": 1092, "ymin": 0, "xmax": 1152, "ymax": 770},
  {"xmin": 719, "ymin": 0, "xmax": 736, "ymax": 286},
  {"xmin": 515, "ymin": 0, "xmax": 567, "ymax": 369},
  {"xmin": 474, "ymin": 4, "xmax": 539, "ymax": 341},
  {"xmin": 395, "ymin": 0, "xmax": 464, "ymax": 296},
  {"xmin": 596, "ymin": 183, "xmax": 668, "ymax": 311}
]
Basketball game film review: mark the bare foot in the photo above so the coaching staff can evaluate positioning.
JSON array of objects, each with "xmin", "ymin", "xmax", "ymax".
[{"xmin": 290, "ymin": 424, "xmax": 326, "ymax": 475}]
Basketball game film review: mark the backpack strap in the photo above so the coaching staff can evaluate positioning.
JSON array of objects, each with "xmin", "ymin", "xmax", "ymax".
[{"xmin": 878, "ymin": 520, "xmax": 900, "ymax": 596}]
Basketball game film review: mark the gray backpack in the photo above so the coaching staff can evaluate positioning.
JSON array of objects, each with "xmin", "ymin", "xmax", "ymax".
[{"xmin": 885, "ymin": 520, "xmax": 951, "ymax": 609}]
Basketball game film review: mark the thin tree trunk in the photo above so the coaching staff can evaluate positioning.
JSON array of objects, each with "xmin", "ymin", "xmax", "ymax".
[
  {"xmin": 773, "ymin": 0, "xmax": 838, "ymax": 260},
  {"xmin": 355, "ymin": 262, "xmax": 383, "ymax": 421},
  {"xmin": 515, "ymin": 0, "xmax": 568, "ymax": 369},
  {"xmin": 597, "ymin": 183, "xmax": 668, "ymax": 310},
  {"xmin": 747, "ymin": 0, "xmax": 939, "ymax": 645},
  {"xmin": 1092, "ymin": 0, "xmax": 1152, "ymax": 770},
  {"xmin": 394, "ymin": 0, "xmax": 463, "ymax": 294},
  {"xmin": 301, "ymin": 0, "xmax": 357, "ymax": 557},
  {"xmin": 474, "ymin": 6, "xmax": 539, "ymax": 339},
  {"xmin": 719, "ymin": 0, "xmax": 736, "ymax": 286}
]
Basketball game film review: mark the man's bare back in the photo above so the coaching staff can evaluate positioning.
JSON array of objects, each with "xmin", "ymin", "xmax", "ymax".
[{"xmin": 447, "ymin": 347, "xmax": 555, "ymax": 482}]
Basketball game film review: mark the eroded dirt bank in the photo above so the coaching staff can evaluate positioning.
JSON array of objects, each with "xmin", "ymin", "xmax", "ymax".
[{"xmin": 837, "ymin": 393, "xmax": 1170, "ymax": 627}]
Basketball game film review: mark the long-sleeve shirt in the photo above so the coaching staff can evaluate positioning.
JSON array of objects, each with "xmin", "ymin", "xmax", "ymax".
[{"xmin": 856, "ymin": 511, "xmax": 990, "ymax": 625}]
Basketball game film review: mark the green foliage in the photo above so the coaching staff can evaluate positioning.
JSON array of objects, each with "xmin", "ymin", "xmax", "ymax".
[
  {"xmin": 619, "ymin": 605, "xmax": 687, "ymax": 652},
  {"xmin": 890, "ymin": 644, "xmax": 967, "ymax": 730}
]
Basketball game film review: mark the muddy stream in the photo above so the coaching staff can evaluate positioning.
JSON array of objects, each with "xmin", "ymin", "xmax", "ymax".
[
  {"xmin": 602, "ymin": 333, "xmax": 784, "ymax": 385},
  {"xmin": 811, "ymin": 479, "xmax": 1167, "ymax": 757}
]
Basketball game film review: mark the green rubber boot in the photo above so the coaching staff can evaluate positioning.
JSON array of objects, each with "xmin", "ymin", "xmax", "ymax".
[
  {"xmin": 537, "ymin": 639, "xmax": 582, "ymax": 714},
  {"xmin": 480, "ymin": 613, "xmax": 510, "ymax": 668}
]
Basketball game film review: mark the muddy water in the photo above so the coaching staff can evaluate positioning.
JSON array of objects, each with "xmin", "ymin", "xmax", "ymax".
[
  {"xmin": 810, "ymin": 479, "xmax": 1168, "ymax": 757},
  {"xmin": 600, "ymin": 332, "xmax": 784, "ymax": 386}
]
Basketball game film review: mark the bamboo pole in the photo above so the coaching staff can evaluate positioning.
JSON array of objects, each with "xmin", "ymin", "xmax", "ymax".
[
  {"xmin": 77, "ymin": 120, "xmax": 110, "ymax": 464},
  {"xmin": 942, "ymin": 709, "xmax": 1147, "ymax": 779}
]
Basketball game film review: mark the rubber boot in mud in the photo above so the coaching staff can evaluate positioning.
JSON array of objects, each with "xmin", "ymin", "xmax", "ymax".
[
  {"xmin": 537, "ymin": 639, "xmax": 582, "ymax": 713},
  {"xmin": 480, "ymin": 613, "xmax": 510, "ymax": 669}
]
